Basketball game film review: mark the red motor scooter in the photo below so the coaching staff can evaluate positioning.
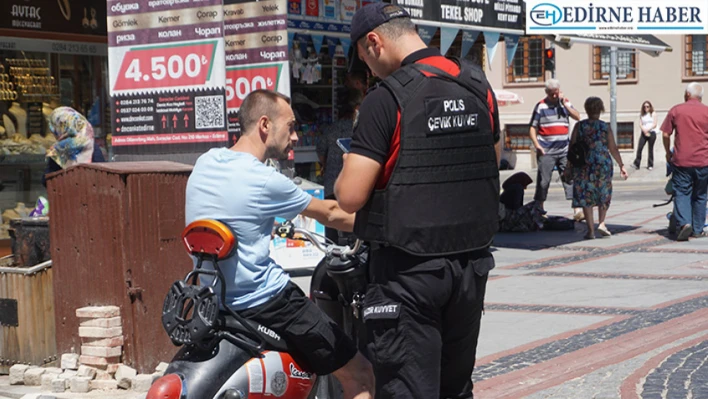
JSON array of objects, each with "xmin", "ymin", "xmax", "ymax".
[{"xmin": 147, "ymin": 219, "xmax": 367, "ymax": 399}]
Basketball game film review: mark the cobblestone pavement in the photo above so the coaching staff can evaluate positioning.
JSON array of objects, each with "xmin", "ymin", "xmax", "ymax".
[{"xmin": 474, "ymin": 193, "xmax": 708, "ymax": 399}]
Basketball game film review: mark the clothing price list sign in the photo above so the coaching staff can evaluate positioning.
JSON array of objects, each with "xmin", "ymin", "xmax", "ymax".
[
  {"xmin": 107, "ymin": 0, "xmax": 228, "ymax": 155},
  {"xmin": 223, "ymin": 0, "xmax": 290, "ymax": 138}
]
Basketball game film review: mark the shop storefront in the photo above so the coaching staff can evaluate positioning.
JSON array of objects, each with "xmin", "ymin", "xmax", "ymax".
[{"xmin": 0, "ymin": 0, "xmax": 109, "ymax": 244}]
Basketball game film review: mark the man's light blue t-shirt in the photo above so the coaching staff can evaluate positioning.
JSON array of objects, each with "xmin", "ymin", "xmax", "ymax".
[{"xmin": 185, "ymin": 148, "xmax": 313, "ymax": 310}]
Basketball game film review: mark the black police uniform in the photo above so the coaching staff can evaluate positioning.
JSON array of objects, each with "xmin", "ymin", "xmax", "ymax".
[{"xmin": 350, "ymin": 47, "xmax": 500, "ymax": 399}]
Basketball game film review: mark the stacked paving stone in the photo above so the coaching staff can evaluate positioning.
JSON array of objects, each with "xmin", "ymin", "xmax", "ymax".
[
  {"xmin": 76, "ymin": 306, "xmax": 124, "ymax": 370},
  {"xmin": 7, "ymin": 304, "xmax": 170, "ymax": 394}
]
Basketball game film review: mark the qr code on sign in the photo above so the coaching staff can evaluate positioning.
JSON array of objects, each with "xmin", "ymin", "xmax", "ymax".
[{"xmin": 195, "ymin": 95, "xmax": 225, "ymax": 129}]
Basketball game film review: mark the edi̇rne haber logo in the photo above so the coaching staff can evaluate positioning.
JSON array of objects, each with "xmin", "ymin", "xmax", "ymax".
[{"xmin": 526, "ymin": 0, "xmax": 708, "ymax": 34}]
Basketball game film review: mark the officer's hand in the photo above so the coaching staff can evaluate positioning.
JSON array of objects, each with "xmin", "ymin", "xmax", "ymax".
[{"xmin": 535, "ymin": 146, "xmax": 545, "ymax": 156}]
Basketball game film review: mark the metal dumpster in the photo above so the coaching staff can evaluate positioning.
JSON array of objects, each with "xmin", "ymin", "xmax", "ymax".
[{"xmin": 46, "ymin": 162, "xmax": 193, "ymax": 374}]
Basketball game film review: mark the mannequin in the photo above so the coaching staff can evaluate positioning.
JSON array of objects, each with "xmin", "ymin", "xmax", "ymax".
[
  {"xmin": 42, "ymin": 100, "xmax": 58, "ymax": 136},
  {"xmin": 0, "ymin": 102, "xmax": 17, "ymax": 137},
  {"xmin": 8, "ymin": 102, "xmax": 27, "ymax": 137}
]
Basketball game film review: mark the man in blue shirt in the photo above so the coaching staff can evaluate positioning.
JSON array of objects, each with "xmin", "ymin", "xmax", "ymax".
[{"xmin": 185, "ymin": 90, "xmax": 374, "ymax": 399}]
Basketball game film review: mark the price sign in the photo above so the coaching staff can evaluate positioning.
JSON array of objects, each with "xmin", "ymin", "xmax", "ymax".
[
  {"xmin": 225, "ymin": 64, "xmax": 283, "ymax": 110},
  {"xmin": 113, "ymin": 41, "xmax": 218, "ymax": 91}
]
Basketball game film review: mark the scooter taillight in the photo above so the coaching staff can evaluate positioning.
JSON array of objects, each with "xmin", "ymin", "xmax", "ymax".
[{"xmin": 146, "ymin": 374, "xmax": 184, "ymax": 399}]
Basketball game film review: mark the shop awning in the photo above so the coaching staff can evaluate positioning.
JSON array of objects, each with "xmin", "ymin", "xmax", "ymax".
[{"xmin": 549, "ymin": 34, "xmax": 672, "ymax": 57}]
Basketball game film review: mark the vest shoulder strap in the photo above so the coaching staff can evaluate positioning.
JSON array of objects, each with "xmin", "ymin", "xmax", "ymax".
[
  {"xmin": 408, "ymin": 61, "xmax": 491, "ymax": 112},
  {"xmin": 381, "ymin": 64, "xmax": 428, "ymax": 109}
]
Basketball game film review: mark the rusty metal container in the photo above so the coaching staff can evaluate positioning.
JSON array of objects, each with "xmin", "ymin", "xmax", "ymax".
[
  {"xmin": 0, "ymin": 261, "xmax": 56, "ymax": 374},
  {"xmin": 46, "ymin": 162, "xmax": 193, "ymax": 374}
]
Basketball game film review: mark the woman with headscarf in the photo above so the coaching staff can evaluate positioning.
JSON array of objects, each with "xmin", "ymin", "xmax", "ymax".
[{"xmin": 42, "ymin": 106, "xmax": 104, "ymax": 186}]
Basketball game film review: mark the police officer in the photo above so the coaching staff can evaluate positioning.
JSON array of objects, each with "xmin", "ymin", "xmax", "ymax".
[{"xmin": 334, "ymin": 3, "xmax": 501, "ymax": 398}]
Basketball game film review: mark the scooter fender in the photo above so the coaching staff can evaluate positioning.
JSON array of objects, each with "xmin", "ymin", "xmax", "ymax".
[
  {"xmin": 164, "ymin": 338, "xmax": 252, "ymax": 399},
  {"xmin": 163, "ymin": 340, "xmax": 316, "ymax": 399}
]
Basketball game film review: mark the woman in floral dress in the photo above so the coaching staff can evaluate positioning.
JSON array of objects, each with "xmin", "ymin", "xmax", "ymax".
[{"xmin": 570, "ymin": 97, "xmax": 629, "ymax": 239}]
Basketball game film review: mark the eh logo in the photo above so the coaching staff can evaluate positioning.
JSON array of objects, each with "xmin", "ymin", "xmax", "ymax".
[{"xmin": 530, "ymin": 3, "xmax": 562, "ymax": 26}]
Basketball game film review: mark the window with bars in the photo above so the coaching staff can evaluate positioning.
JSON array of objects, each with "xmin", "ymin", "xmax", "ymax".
[
  {"xmin": 685, "ymin": 35, "xmax": 708, "ymax": 78},
  {"xmin": 617, "ymin": 122, "xmax": 634, "ymax": 150},
  {"xmin": 592, "ymin": 46, "xmax": 637, "ymax": 81},
  {"xmin": 506, "ymin": 36, "xmax": 545, "ymax": 84},
  {"xmin": 505, "ymin": 124, "xmax": 533, "ymax": 150}
]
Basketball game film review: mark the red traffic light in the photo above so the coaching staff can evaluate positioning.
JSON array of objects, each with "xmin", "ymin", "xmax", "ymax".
[{"xmin": 544, "ymin": 48, "xmax": 555, "ymax": 59}]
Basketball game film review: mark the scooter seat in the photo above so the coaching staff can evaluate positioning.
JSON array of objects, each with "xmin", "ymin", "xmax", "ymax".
[{"xmin": 220, "ymin": 313, "xmax": 291, "ymax": 353}]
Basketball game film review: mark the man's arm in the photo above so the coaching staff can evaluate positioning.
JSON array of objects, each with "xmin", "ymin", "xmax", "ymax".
[
  {"xmin": 564, "ymin": 101, "xmax": 580, "ymax": 121},
  {"xmin": 660, "ymin": 109, "xmax": 674, "ymax": 162},
  {"xmin": 301, "ymin": 198, "xmax": 356, "ymax": 232},
  {"xmin": 663, "ymin": 130, "xmax": 672, "ymax": 162},
  {"xmin": 334, "ymin": 87, "xmax": 395, "ymax": 213},
  {"xmin": 529, "ymin": 126, "xmax": 544, "ymax": 155},
  {"xmin": 335, "ymin": 154, "xmax": 382, "ymax": 213}
]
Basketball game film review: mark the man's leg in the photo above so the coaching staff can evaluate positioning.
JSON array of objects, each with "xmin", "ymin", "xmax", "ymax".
[
  {"xmin": 362, "ymin": 249, "xmax": 449, "ymax": 398},
  {"xmin": 690, "ymin": 166, "xmax": 708, "ymax": 235},
  {"xmin": 533, "ymin": 153, "xmax": 555, "ymax": 209},
  {"xmin": 672, "ymin": 166, "xmax": 694, "ymax": 240},
  {"xmin": 440, "ymin": 251, "xmax": 492, "ymax": 399},
  {"xmin": 239, "ymin": 282, "xmax": 374, "ymax": 397},
  {"xmin": 555, "ymin": 154, "xmax": 574, "ymax": 201}
]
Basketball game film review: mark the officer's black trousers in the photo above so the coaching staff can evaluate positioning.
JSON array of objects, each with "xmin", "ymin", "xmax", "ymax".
[{"xmin": 360, "ymin": 246, "xmax": 493, "ymax": 399}]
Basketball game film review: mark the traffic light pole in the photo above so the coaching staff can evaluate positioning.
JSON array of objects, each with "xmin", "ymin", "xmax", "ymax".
[
  {"xmin": 609, "ymin": 46, "xmax": 618, "ymax": 143},
  {"xmin": 550, "ymin": 43, "xmax": 556, "ymax": 79}
]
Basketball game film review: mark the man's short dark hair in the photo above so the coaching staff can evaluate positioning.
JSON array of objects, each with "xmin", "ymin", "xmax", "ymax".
[
  {"xmin": 238, "ymin": 90, "xmax": 291, "ymax": 133},
  {"xmin": 372, "ymin": 17, "xmax": 417, "ymax": 41}
]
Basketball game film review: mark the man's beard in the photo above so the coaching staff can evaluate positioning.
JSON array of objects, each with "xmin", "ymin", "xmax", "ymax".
[{"xmin": 265, "ymin": 145, "xmax": 290, "ymax": 161}]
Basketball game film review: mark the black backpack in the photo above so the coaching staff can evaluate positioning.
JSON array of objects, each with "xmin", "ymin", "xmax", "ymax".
[{"xmin": 568, "ymin": 133, "xmax": 589, "ymax": 167}]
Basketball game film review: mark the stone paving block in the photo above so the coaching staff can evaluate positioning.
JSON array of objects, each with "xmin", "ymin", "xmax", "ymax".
[
  {"xmin": 131, "ymin": 374, "xmax": 154, "ymax": 392},
  {"xmin": 23, "ymin": 367, "xmax": 45, "ymax": 386},
  {"xmin": 43, "ymin": 367, "xmax": 63, "ymax": 375},
  {"xmin": 58, "ymin": 370, "xmax": 77, "ymax": 380},
  {"xmin": 82, "ymin": 336, "xmax": 124, "ymax": 347},
  {"xmin": 76, "ymin": 306, "xmax": 120, "ymax": 318},
  {"xmin": 107, "ymin": 363, "xmax": 123, "ymax": 374},
  {"xmin": 116, "ymin": 365, "xmax": 137, "ymax": 389},
  {"xmin": 10, "ymin": 364, "xmax": 30, "ymax": 385},
  {"xmin": 79, "ymin": 355, "xmax": 121, "ymax": 368},
  {"xmin": 91, "ymin": 379, "xmax": 119, "ymax": 390},
  {"xmin": 60, "ymin": 353, "xmax": 79, "ymax": 370},
  {"xmin": 37, "ymin": 395, "xmax": 57, "ymax": 399},
  {"xmin": 155, "ymin": 362, "xmax": 169, "ymax": 373},
  {"xmin": 95, "ymin": 370, "xmax": 113, "ymax": 380},
  {"xmin": 79, "ymin": 316, "xmax": 122, "ymax": 328},
  {"xmin": 78, "ymin": 326, "xmax": 123, "ymax": 338},
  {"xmin": 76, "ymin": 365, "xmax": 97, "ymax": 379},
  {"xmin": 81, "ymin": 345, "xmax": 122, "ymax": 358},
  {"xmin": 69, "ymin": 376, "xmax": 92, "ymax": 393},
  {"xmin": 51, "ymin": 377, "xmax": 67, "ymax": 393},
  {"xmin": 41, "ymin": 373, "xmax": 55, "ymax": 391}
]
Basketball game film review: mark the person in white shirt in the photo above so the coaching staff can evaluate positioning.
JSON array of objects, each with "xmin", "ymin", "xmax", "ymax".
[{"xmin": 632, "ymin": 100, "xmax": 658, "ymax": 170}]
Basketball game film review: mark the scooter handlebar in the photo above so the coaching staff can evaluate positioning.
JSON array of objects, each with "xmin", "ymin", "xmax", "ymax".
[{"xmin": 275, "ymin": 221, "xmax": 361, "ymax": 258}]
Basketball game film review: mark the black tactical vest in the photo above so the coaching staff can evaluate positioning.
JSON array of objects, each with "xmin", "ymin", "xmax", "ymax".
[{"xmin": 354, "ymin": 58, "xmax": 500, "ymax": 256}]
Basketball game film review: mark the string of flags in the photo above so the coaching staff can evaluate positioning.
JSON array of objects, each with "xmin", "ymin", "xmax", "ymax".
[{"xmin": 286, "ymin": 30, "xmax": 521, "ymax": 70}]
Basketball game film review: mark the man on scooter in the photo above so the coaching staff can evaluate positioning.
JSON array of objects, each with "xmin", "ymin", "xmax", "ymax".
[
  {"xmin": 335, "ymin": 4, "xmax": 500, "ymax": 398},
  {"xmin": 185, "ymin": 90, "xmax": 374, "ymax": 399}
]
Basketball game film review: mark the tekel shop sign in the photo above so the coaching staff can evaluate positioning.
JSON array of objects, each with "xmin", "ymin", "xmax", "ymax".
[
  {"xmin": 394, "ymin": 0, "xmax": 523, "ymax": 31},
  {"xmin": 526, "ymin": 0, "xmax": 708, "ymax": 34},
  {"xmin": 1, "ymin": 0, "xmax": 107, "ymax": 36}
]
